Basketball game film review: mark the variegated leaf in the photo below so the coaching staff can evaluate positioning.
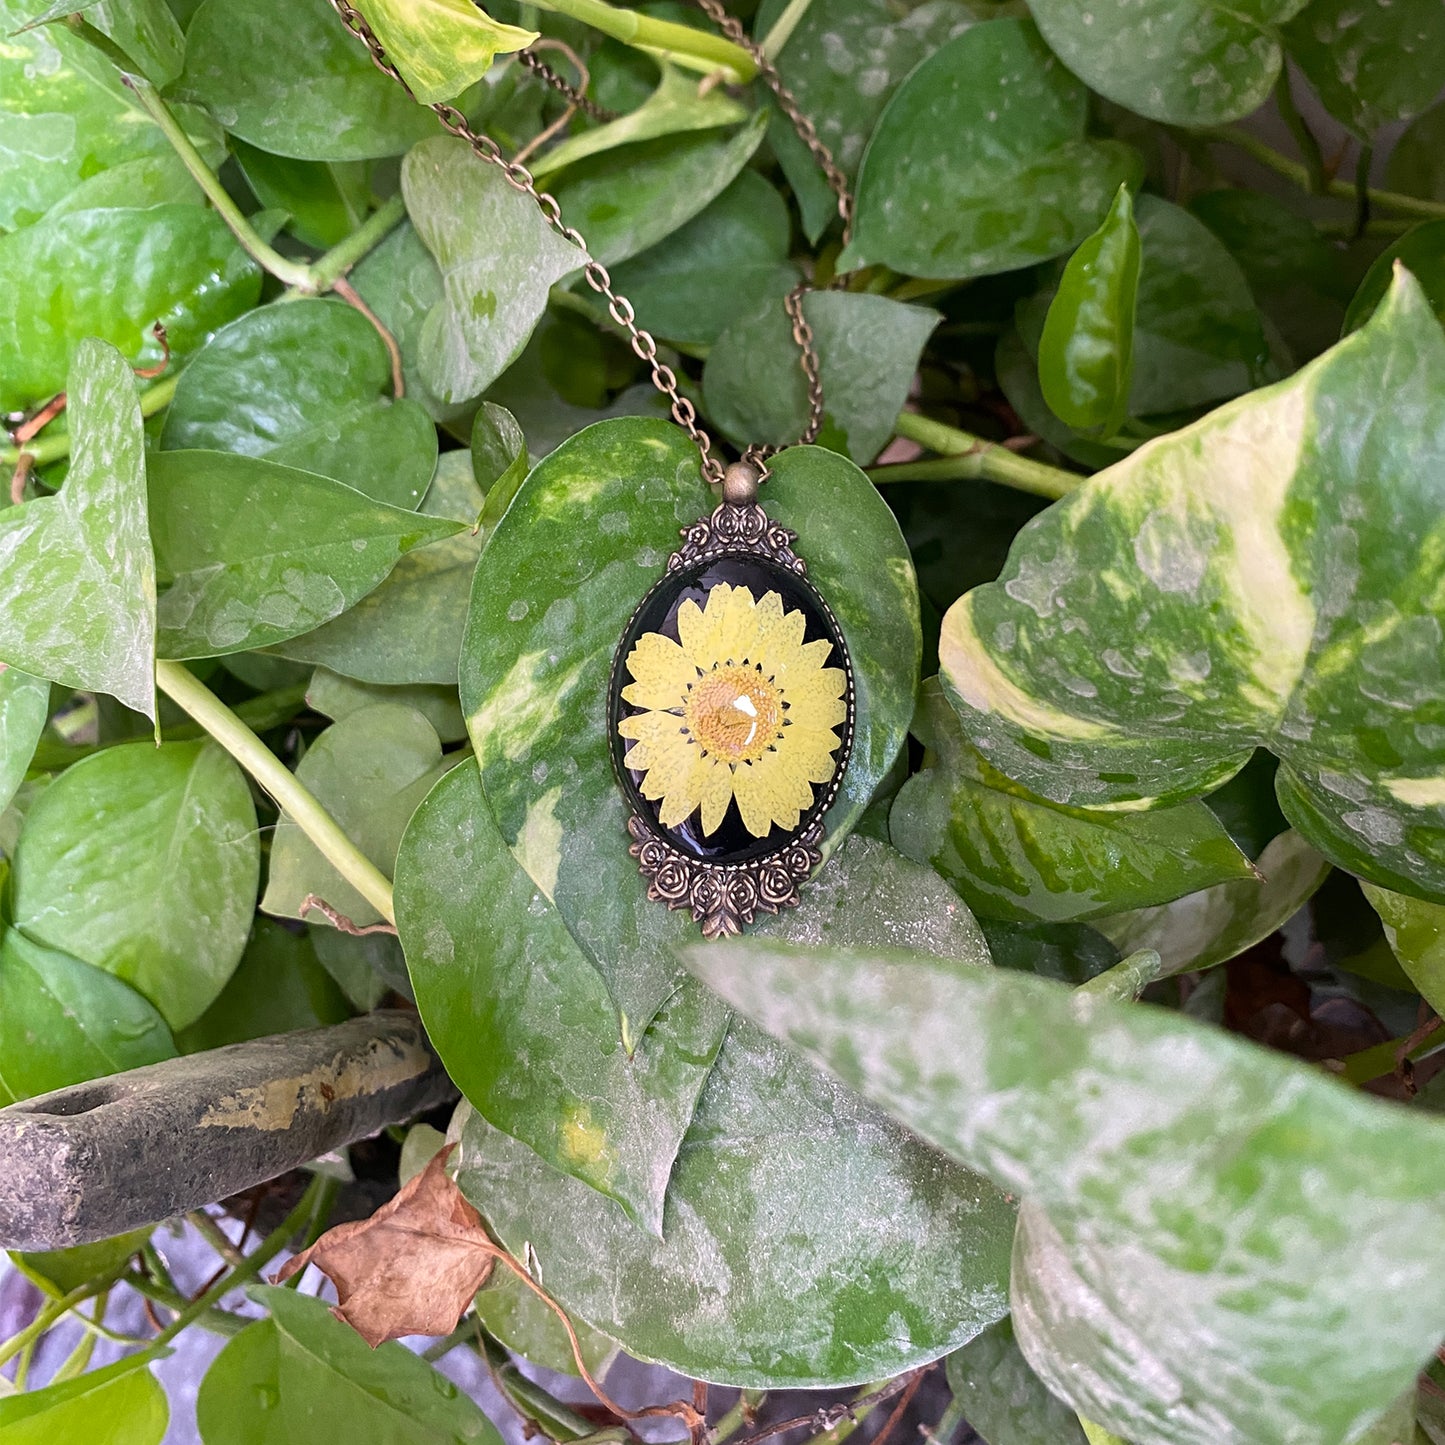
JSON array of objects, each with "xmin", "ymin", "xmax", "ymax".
[{"xmin": 939, "ymin": 269, "xmax": 1445, "ymax": 903}]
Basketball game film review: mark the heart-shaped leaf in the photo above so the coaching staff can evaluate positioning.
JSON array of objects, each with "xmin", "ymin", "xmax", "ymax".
[
  {"xmin": 0, "ymin": 670, "xmax": 50, "ymax": 818},
  {"xmin": 160, "ymin": 298, "xmax": 437, "ymax": 509},
  {"xmin": 0, "ymin": 929, "xmax": 176, "ymax": 1106},
  {"xmin": 703, "ymin": 290, "xmax": 940, "ymax": 465},
  {"xmin": 274, "ymin": 452, "xmax": 482, "ymax": 684},
  {"xmin": 11, "ymin": 739, "xmax": 258, "ymax": 1028},
  {"xmin": 0, "ymin": 205, "xmax": 259, "ymax": 411},
  {"xmin": 0, "ymin": 338, "xmax": 155, "ymax": 715},
  {"xmin": 1028, "ymin": 0, "xmax": 1309, "ymax": 126},
  {"xmin": 685, "ymin": 935, "xmax": 1445, "ymax": 1444},
  {"xmin": 461, "ymin": 420, "xmax": 920, "ymax": 1042},
  {"xmin": 362, "ymin": 0, "xmax": 535, "ymax": 104},
  {"xmin": 149, "ymin": 450, "xmax": 462, "ymax": 660},
  {"xmin": 1285, "ymin": 0, "xmax": 1445, "ymax": 137},
  {"xmin": 395, "ymin": 760, "xmax": 729, "ymax": 1233},
  {"xmin": 178, "ymin": 0, "xmax": 439, "ymax": 161},
  {"xmin": 196, "ymin": 1286, "xmax": 497, "ymax": 1445},
  {"xmin": 753, "ymin": 0, "xmax": 978, "ymax": 240},
  {"xmin": 549, "ymin": 110, "xmax": 768, "ymax": 266},
  {"xmin": 891, "ymin": 679, "xmax": 1255, "ymax": 923},
  {"xmin": 0, "ymin": 1353, "xmax": 167, "ymax": 1445},
  {"xmin": 843, "ymin": 19, "xmax": 1140, "ymax": 280},
  {"xmin": 452, "ymin": 833, "xmax": 1014, "ymax": 1387},
  {"xmin": 263, "ymin": 703, "xmax": 450, "ymax": 930},
  {"xmin": 402, "ymin": 135, "xmax": 585, "ymax": 407},
  {"xmin": 1096, "ymin": 830, "xmax": 1331, "ymax": 976},
  {"xmin": 608, "ymin": 170, "xmax": 798, "ymax": 347},
  {"xmin": 940, "ymin": 269, "xmax": 1445, "ymax": 903}
]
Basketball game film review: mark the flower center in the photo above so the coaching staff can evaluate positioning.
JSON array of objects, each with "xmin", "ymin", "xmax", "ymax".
[{"xmin": 685, "ymin": 664, "xmax": 783, "ymax": 764}]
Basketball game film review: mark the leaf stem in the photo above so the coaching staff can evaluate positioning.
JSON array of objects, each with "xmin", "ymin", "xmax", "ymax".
[
  {"xmin": 759, "ymin": 0, "xmax": 812, "ymax": 57},
  {"xmin": 527, "ymin": 0, "xmax": 756, "ymax": 79},
  {"xmin": 1202, "ymin": 127, "xmax": 1445, "ymax": 220},
  {"xmin": 1273, "ymin": 71, "xmax": 1326, "ymax": 195},
  {"xmin": 116, "ymin": 68, "xmax": 317, "ymax": 290},
  {"xmin": 155, "ymin": 661, "xmax": 396, "ymax": 924},
  {"xmin": 1, "ymin": 375, "xmax": 177, "ymax": 470},
  {"xmin": 309, "ymin": 195, "xmax": 407, "ymax": 289},
  {"xmin": 880, "ymin": 413, "xmax": 1083, "ymax": 500},
  {"xmin": 0, "ymin": 1280, "xmax": 108, "ymax": 1369}
]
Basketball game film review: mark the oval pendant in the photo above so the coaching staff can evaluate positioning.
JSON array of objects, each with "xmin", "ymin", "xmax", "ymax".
[{"xmin": 608, "ymin": 495, "xmax": 855, "ymax": 938}]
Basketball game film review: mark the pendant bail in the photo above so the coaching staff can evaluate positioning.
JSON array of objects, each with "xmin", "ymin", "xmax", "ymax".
[{"xmin": 721, "ymin": 460, "xmax": 762, "ymax": 507}]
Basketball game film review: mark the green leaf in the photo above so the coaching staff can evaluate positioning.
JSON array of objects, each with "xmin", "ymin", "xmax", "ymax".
[
  {"xmin": 311, "ymin": 922, "xmax": 409, "ymax": 1009},
  {"xmin": 196, "ymin": 1286, "xmax": 498, "ymax": 1445},
  {"xmin": 1389, "ymin": 100, "xmax": 1445, "ymax": 202},
  {"xmin": 843, "ymin": 19, "xmax": 1140, "ymax": 280},
  {"xmin": 1285, "ymin": 0, "xmax": 1445, "ymax": 136},
  {"xmin": 149, "ymin": 450, "xmax": 462, "ymax": 660},
  {"xmin": 0, "ymin": 0, "xmax": 218, "ymax": 229},
  {"xmin": 178, "ymin": 0, "xmax": 439, "ymax": 160},
  {"xmin": 684, "ymin": 936, "xmax": 1445, "ymax": 1445},
  {"xmin": 1096, "ymin": 830, "xmax": 1331, "ymax": 975},
  {"xmin": 981, "ymin": 917, "xmax": 1120, "ymax": 985},
  {"xmin": 0, "ymin": 1353, "xmax": 167, "ymax": 1444},
  {"xmin": 1039, "ymin": 184, "xmax": 1139, "ymax": 436},
  {"xmin": 1028, "ymin": 0, "xmax": 1308, "ymax": 126},
  {"xmin": 0, "ymin": 670, "xmax": 49, "ymax": 818},
  {"xmin": 308, "ymin": 667, "xmax": 467, "ymax": 743},
  {"xmin": 461, "ymin": 422, "xmax": 919, "ymax": 1041},
  {"xmin": 0, "ymin": 929, "xmax": 176, "ymax": 1106},
  {"xmin": 1344, "ymin": 221, "xmax": 1445, "ymax": 334},
  {"xmin": 753, "ymin": 0, "xmax": 978, "ymax": 240},
  {"xmin": 531, "ymin": 62, "xmax": 747, "ymax": 181},
  {"xmin": 0, "ymin": 339, "xmax": 155, "ymax": 716},
  {"xmin": 272, "ymin": 452, "xmax": 482, "ymax": 685},
  {"xmin": 1362, "ymin": 881, "xmax": 1445, "ymax": 1015},
  {"xmin": 362, "ymin": 0, "xmax": 534, "ymax": 105},
  {"xmin": 945, "ymin": 1316, "xmax": 1088, "ymax": 1445},
  {"xmin": 549, "ymin": 109, "xmax": 768, "ymax": 266},
  {"xmin": 703, "ymin": 290, "xmax": 940, "ymax": 464},
  {"xmin": 939, "ymin": 269, "xmax": 1445, "ymax": 902},
  {"xmin": 471, "ymin": 401, "xmax": 527, "ymax": 523},
  {"xmin": 159, "ymin": 298, "xmax": 437, "ymax": 509},
  {"xmin": 473, "ymin": 1259, "xmax": 618, "ymax": 1379},
  {"xmin": 351, "ymin": 221, "xmax": 459, "ymax": 423},
  {"xmin": 891, "ymin": 679, "xmax": 1255, "ymax": 924},
  {"xmin": 230, "ymin": 140, "xmax": 368, "ymax": 249},
  {"xmin": 0, "ymin": 204, "xmax": 260, "ymax": 410},
  {"xmin": 12, "ymin": 1229, "xmax": 153, "ymax": 1296},
  {"xmin": 401, "ymin": 135, "xmax": 584, "ymax": 407},
  {"xmin": 453, "ymin": 833, "xmax": 1013, "ymax": 1387},
  {"xmin": 262, "ymin": 703, "xmax": 449, "ymax": 930},
  {"xmin": 607, "ymin": 169, "xmax": 798, "ymax": 347},
  {"xmin": 40, "ymin": 150, "xmax": 204, "ymax": 218},
  {"xmin": 10, "ymin": 739, "xmax": 258, "ymax": 1028},
  {"xmin": 1021, "ymin": 195, "xmax": 1275, "ymax": 419},
  {"xmin": 395, "ymin": 760, "xmax": 729, "ymax": 1234},
  {"xmin": 176, "ymin": 917, "xmax": 351, "ymax": 1053},
  {"xmin": 23, "ymin": 0, "xmax": 185, "ymax": 85}
]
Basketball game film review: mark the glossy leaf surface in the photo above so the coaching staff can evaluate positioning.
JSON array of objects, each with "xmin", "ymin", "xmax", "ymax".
[
  {"xmin": 1028, "ymin": 0, "xmax": 1308, "ymax": 125},
  {"xmin": 453, "ymin": 835, "xmax": 1013, "ymax": 1387},
  {"xmin": 461, "ymin": 421, "xmax": 919, "ymax": 1041},
  {"xmin": 0, "ymin": 1354, "xmax": 167, "ymax": 1445},
  {"xmin": 1039, "ymin": 184, "xmax": 1139, "ymax": 435},
  {"xmin": 1344, "ymin": 220, "xmax": 1445, "ymax": 333},
  {"xmin": 704, "ymin": 290, "xmax": 939, "ymax": 464},
  {"xmin": 940, "ymin": 271, "xmax": 1445, "ymax": 902},
  {"xmin": 891, "ymin": 680, "xmax": 1254, "ymax": 923},
  {"xmin": 0, "ymin": 339, "xmax": 155, "ymax": 715},
  {"xmin": 179, "ymin": 0, "xmax": 439, "ymax": 160},
  {"xmin": 686, "ymin": 936, "xmax": 1445, "ymax": 1444},
  {"xmin": 395, "ymin": 760, "xmax": 729, "ymax": 1234},
  {"xmin": 0, "ymin": 929, "xmax": 176, "ymax": 1106},
  {"xmin": 160, "ymin": 299, "xmax": 437, "ymax": 509},
  {"xmin": 0, "ymin": 670, "xmax": 50, "ymax": 818},
  {"xmin": 264, "ymin": 703, "xmax": 450, "ymax": 929},
  {"xmin": 10, "ymin": 739, "xmax": 258, "ymax": 1028},
  {"xmin": 0, "ymin": 205, "xmax": 258, "ymax": 410},
  {"xmin": 149, "ymin": 451, "xmax": 461, "ymax": 660},
  {"xmin": 1363, "ymin": 881, "xmax": 1445, "ymax": 1015},
  {"xmin": 844, "ymin": 20, "xmax": 1140, "ymax": 280}
]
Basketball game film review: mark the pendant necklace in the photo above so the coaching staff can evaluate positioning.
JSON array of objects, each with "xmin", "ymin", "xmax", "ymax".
[{"xmin": 332, "ymin": 0, "xmax": 859, "ymax": 938}]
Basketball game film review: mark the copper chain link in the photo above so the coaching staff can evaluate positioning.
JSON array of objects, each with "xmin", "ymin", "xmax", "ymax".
[
  {"xmin": 327, "ymin": 0, "xmax": 853, "ymax": 484},
  {"xmin": 515, "ymin": 48, "xmax": 617, "ymax": 123}
]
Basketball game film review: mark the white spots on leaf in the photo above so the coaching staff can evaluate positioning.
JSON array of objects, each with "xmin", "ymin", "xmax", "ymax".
[
  {"xmin": 1133, "ymin": 504, "xmax": 1210, "ymax": 596},
  {"xmin": 507, "ymin": 599, "xmax": 529, "ymax": 622}
]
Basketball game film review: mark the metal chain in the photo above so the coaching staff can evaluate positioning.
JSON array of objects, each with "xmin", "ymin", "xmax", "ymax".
[
  {"xmin": 327, "ymin": 0, "xmax": 854, "ymax": 480},
  {"xmin": 515, "ymin": 48, "xmax": 617, "ymax": 123}
]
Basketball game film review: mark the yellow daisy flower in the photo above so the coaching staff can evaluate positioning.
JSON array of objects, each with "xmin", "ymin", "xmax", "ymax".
[{"xmin": 617, "ymin": 582, "xmax": 848, "ymax": 839}]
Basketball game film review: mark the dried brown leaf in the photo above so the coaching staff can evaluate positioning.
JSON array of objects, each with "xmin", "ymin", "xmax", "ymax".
[{"xmin": 275, "ymin": 1144, "xmax": 498, "ymax": 1346}]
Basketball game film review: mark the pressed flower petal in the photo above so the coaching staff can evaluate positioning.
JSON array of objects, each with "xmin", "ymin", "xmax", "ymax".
[
  {"xmin": 698, "ymin": 756, "xmax": 734, "ymax": 835},
  {"xmin": 622, "ymin": 631, "xmax": 695, "ymax": 709},
  {"xmin": 675, "ymin": 595, "xmax": 714, "ymax": 670}
]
